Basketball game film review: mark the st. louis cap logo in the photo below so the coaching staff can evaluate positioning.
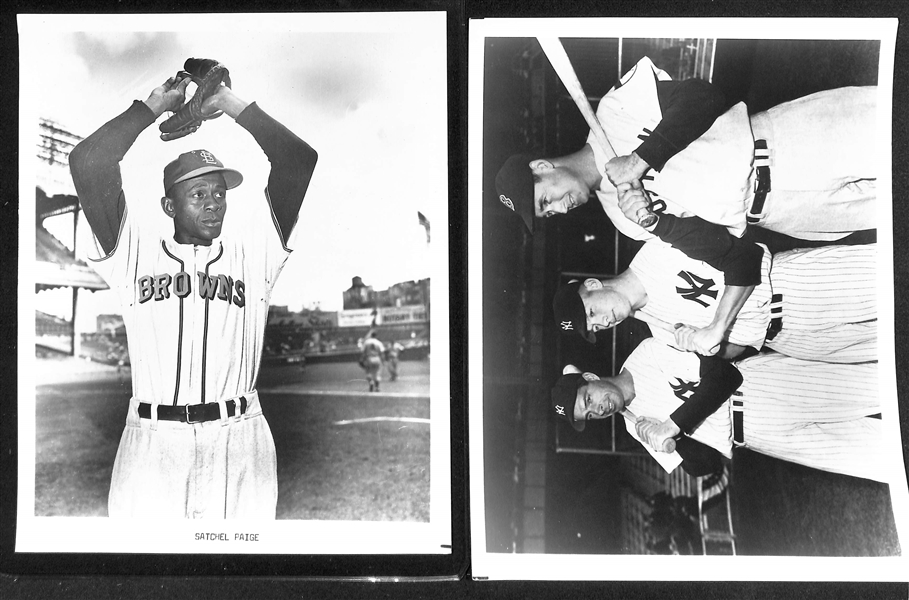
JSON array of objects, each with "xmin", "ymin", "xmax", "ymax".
[
  {"xmin": 198, "ymin": 150, "xmax": 218, "ymax": 164},
  {"xmin": 554, "ymin": 404, "xmax": 565, "ymax": 416},
  {"xmin": 560, "ymin": 321, "xmax": 574, "ymax": 331},
  {"xmin": 499, "ymin": 194, "xmax": 515, "ymax": 212}
]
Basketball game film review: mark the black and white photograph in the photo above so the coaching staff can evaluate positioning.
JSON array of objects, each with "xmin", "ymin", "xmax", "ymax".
[
  {"xmin": 468, "ymin": 17, "xmax": 909, "ymax": 580},
  {"xmin": 16, "ymin": 11, "xmax": 451, "ymax": 556}
]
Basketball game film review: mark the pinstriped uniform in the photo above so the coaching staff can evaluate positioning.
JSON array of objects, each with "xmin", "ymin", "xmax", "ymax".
[
  {"xmin": 764, "ymin": 244, "xmax": 877, "ymax": 362},
  {"xmin": 734, "ymin": 351, "xmax": 886, "ymax": 483},
  {"xmin": 623, "ymin": 339, "xmax": 886, "ymax": 483},
  {"xmin": 91, "ymin": 203, "xmax": 288, "ymax": 519},
  {"xmin": 629, "ymin": 242, "xmax": 877, "ymax": 363}
]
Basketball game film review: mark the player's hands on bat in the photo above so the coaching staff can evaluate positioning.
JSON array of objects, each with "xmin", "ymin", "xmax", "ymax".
[
  {"xmin": 673, "ymin": 323, "xmax": 723, "ymax": 356},
  {"xmin": 616, "ymin": 180, "xmax": 657, "ymax": 227},
  {"xmin": 144, "ymin": 76, "xmax": 193, "ymax": 118},
  {"xmin": 604, "ymin": 152, "xmax": 650, "ymax": 187},
  {"xmin": 634, "ymin": 416, "xmax": 681, "ymax": 453}
]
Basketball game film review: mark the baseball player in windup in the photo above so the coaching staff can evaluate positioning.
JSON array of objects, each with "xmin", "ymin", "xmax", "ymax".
[
  {"xmin": 552, "ymin": 183, "xmax": 878, "ymax": 363},
  {"xmin": 550, "ymin": 337, "xmax": 888, "ymax": 483},
  {"xmin": 69, "ymin": 59, "xmax": 318, "ymax": 519},
  {"xmin": 495, "ymin": 55, "xmax": 877, "ymax": 243}
]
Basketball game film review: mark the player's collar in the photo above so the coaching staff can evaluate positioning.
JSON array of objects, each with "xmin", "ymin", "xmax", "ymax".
[{"xmin": 163, "ymin": 237, "xmax": 224, "ymax": 260}]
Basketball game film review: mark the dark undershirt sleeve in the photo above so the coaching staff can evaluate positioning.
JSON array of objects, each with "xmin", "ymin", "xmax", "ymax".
[
  {"xmin": 234, "ymin": 103, "xmax": 318, "ymax": 246},
  {"xmin": 634, "ymin": 78, "xmax": 726, "ymax": 172},
  {"xmin": 675, "ymin": 437, "xmax": 724, "ymax": 477},
  {"xmin": 669, "ymin": 355, "xmax": 743, "ymax": 435},
  {"xmin": 650, "ymin": 214, "xmax": 764, "ymax": 287},
  {"xmin": 69, "ymin": 100, "xmax": 157, "ymax": 255},
  {"xmin": 745, "ymin": 225, "xmax": 877, "ymax": 254}
]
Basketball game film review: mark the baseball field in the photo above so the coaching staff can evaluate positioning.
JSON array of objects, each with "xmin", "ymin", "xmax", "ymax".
[{"xmin": 33, "ymin": 356, "xmax": 431, "ymax": 522}]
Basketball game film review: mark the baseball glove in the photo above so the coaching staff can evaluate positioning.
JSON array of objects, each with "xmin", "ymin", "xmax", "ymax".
[{"xmin": 159, "ymin": 58, "xmax": 232, "ymax": 141}]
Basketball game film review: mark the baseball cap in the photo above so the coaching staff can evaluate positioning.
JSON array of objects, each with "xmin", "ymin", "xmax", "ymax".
[
  {"xmin": 551, "ymin": 372, "xmax": 586, "ymax": 431},
  {"xmin": 552, "ymin": 281, "xmax": 595, "ymax": 343},
  {"xmin": 494, "ymin": 153, "xmax": 537, "ymax": 234},
  {"xmin": 163, "ymin": 149, "xmax": 243, "ymax": 194}
]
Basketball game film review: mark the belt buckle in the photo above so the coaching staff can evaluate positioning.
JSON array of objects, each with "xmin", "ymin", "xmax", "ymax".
[{"xmin": 184, "ymin": 404, "xmax": 202, "ymax": 424}]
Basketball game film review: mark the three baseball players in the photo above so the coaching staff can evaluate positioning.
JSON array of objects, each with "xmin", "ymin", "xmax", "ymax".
[
  {"xmin": 505, "ymin": 53, "xmax": 885, "ymax": 486},
  {"xmin": 70, "ymin": 71, "xmax": 318, "ymax": 518}
]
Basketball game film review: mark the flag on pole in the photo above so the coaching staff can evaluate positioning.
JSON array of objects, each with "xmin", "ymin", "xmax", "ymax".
[{"xmin": 417, "ymin": 211, "xmax": 430, "ymax": 243}]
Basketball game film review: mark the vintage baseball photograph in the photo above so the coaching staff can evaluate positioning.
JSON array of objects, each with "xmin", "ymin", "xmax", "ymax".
[
  {"xmin": 467, "ymin": 17, "xmax": 909, "ymax": 580},
  {"xmin": 16, "ymin": 12, "xmax": 451, "ymax": 556}
]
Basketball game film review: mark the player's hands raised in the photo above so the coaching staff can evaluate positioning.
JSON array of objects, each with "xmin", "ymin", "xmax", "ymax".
[
  {"xmin": 144, "ymin": 76, "xmax": 192, "ymax": 118},
  {"xmin": 634, "ymin": 416, "xmax": 681, "ymax": 453},
  {"xmin": 604, "ymin": 152, "xmax": 649, "ymax": 187},
  {"xmin": 673, "ymin": 323, "xmax": 723, "ymax": 356},
  {"xmin": 200, "ymin": 84, "xmax": 250, "ymax": 120}
]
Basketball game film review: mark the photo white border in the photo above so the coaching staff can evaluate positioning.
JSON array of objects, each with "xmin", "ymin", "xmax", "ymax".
[
  {"xmin": 16, "ymin": 11, "xmax": 452, "ymax": 557},
  {"xmin": 468, "ymin": 16, "xmax": 909, "ymax": 581}
]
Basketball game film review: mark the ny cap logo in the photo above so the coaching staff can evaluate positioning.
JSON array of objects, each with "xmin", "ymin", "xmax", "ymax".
[
  {"xmin": 198, "ymin": 150, "xmax": 218, "ymax": 165},
  {"xmin": 499, "ymin": 194, "xmax": 515, "ymax": 212},
  {"xmin": 560, "ymin": 321, "xmax": 573, "ymax": 331},
  {"xmin": 554, "ymin": 404, "xmax": 565, "ymax": 416}
]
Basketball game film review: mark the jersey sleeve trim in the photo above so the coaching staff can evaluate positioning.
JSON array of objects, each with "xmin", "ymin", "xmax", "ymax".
[
  {"xmin": 264, "ymin": 186, "xmax": 292, "ymax": 253},
  {"xmin": 87, "ymin": 204, "xmax": 129, "ymax": 263}
]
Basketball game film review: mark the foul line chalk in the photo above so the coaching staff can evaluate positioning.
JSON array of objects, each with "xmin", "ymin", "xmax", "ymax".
[{"xmin": 333, "ymin": 417, "xmax": 431, "ymax": 426}]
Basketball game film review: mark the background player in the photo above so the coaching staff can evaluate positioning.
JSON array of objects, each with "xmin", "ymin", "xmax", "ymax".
[
  {"xmin": 360, "ymin": 331, "xmax": 386, "ymax": 392},
  {"xmin": 69, "ymin": 68, "xmax": 318, "ymax": 518},
  {"xmin": 551, "ymin": 338, "xmax": 888, "ymax": 483},
  {"xmin": 495, "ymin": 56, "xmax": 877, "ymax": 243},
  {"xmin": 385, "ymin": 339, "xmax": 405, "ymax": 382}
]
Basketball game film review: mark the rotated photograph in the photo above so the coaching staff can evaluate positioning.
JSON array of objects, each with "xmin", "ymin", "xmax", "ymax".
[{"xmin": 470, "ymin": 19, "xmax": 905, "ymax": 578}]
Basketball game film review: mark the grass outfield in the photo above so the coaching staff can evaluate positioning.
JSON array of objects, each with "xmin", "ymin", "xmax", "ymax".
[
  {"xmin": 33, "ymin": 358, "xmax": 431, "ymax": 521},
  {"xmin": 264, "ymin": 393, "xmax": 429, "ymax": 521}
]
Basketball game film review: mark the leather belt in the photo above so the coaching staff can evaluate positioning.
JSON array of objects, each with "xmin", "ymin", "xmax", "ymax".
[
  {"xmin": 765, "ymin": 293, "xmax": 783, "ymax": 342},
  {"xmin": 138, "ymin": 396, "xmax": 248, "ymax": 424},
  {"xmin": 747, "ymin": 139, "xmax": 771, "ymax": 224},
  {"xmin": 732, "ymin": 391, "xmax": 744, "ymax": 444}
]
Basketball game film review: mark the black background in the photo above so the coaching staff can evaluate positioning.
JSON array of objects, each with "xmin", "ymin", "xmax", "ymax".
[{"xmin": 3, "ymin": 0, "xmax": 909, "ymax": 598}]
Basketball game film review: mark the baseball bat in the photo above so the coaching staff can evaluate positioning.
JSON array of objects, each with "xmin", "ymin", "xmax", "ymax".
[
  {"xmin": 623, "ymin": 408, "xmax": 677, "ymax": 453},
  {"xmin": 630, "ymin": 310, "xmax": 677, "ymax": 334},
  {"xmin": 536, "ymin": 37, "xmax": 657, "ymax": 227},
  {"xmin": 632, "ymin": 311, "xmax": 721, "ymax": 355},
  {"xmin": 536, "ymin": 37, "xmax": 617, "ymax": 161}
]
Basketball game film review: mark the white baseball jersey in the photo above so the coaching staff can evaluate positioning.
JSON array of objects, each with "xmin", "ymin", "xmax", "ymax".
[
  {"xmin": 91, "ymin": 205, "xmax": 289, "ymax": 406},
  {"xmin": 630, "ymin": 242, "xmax": 878, "ymax": 362},
  {"xmin": 591, "ymin": 57, "xmax": 878, "ymax": 242},
  {"xmin": 590, "ymin": 56, "xmax": 755, "ymax": 242},
  {"xmin": 629, "ymin": 241, "xmax": 773, "ymax": 350},
  {"xmin": 362, "ymin": 337, "xmax": 386, "ymax": 357},
  {"xmin": 621, "ymin": 338, "xmax": 735, "ymax": 462},
  {"xmin": 623, "ymin": 338, "xmax": 887, "ymax": 482},
  {"xmin": 93, "ymin": 202, "xmax": 287, "ymax": 519}
]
